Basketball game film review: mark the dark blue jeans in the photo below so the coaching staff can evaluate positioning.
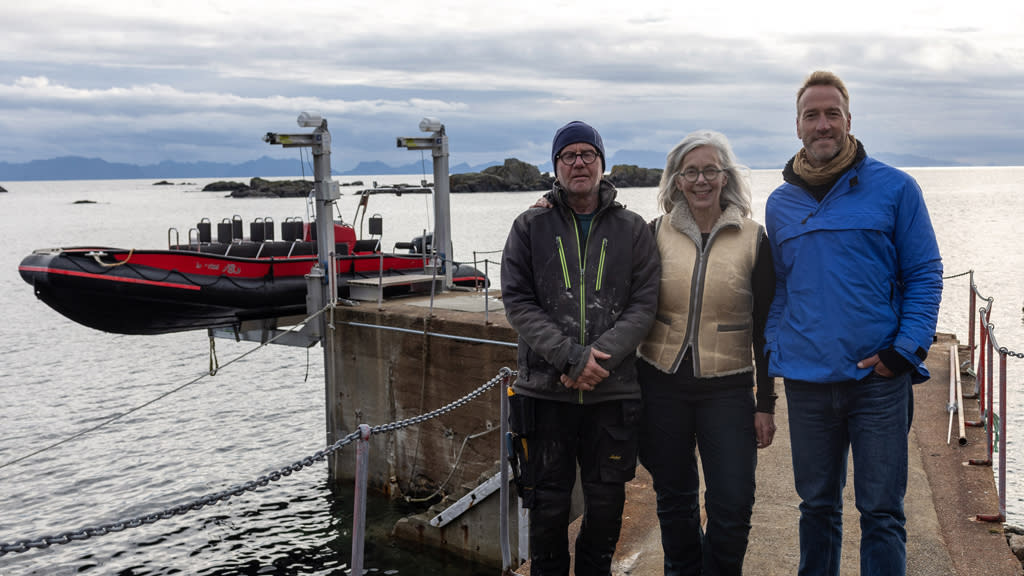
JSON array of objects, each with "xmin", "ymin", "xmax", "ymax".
[
  {"xmin": 785, "ymin": 373, "xmax": 913, "ymax": 576},
  {"xmin": 639, "ymin": 360, "xmax": 757, "ymax": 576}
]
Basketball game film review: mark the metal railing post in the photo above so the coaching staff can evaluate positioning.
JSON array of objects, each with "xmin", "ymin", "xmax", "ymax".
[
  {"xmin": 967, "ymin": 310, "xmax": 989, "ymax": 428},
  {"xmin": 500, "ymin": 371, "xmax": 512, "ymax": 575},
  {"xmin": 987, "ymin": 324, "xmax": 995, "ymax": 459},
  {"xmin": 968, "ymin": 270, "xmax": 976, "ymax": 370},
  {"xmin": 484, "ymin": 259, "xmax": 491, "ymax": 325},
  {"xmin": 351, "ymin": 423, "xmax": 372, "ymax": 574},
  {"xmin": 997, "ymin": 352, "xmax": 1008, "ymax": 521},
  {"xmin": 377, "ymin": 253, "xmax": 384, "ymax": 308}
]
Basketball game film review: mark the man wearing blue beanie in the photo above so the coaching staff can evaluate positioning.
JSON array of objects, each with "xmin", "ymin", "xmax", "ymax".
[
  {"xmin": 502, "ymin": 121, "xmax": 660, "ymax": 575},
  {"xmin": 551, "ymin": 120, "xmax": 606, "ymax": 174}
]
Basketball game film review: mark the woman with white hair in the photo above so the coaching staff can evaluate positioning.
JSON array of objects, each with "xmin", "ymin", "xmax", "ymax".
[{"xmin": 636, "ymin": 130, "xmax": 776, "ymax": 576}]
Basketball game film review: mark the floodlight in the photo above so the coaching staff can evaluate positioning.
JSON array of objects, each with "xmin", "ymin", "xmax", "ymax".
[
  {"xmin": 297, "ymin": 111, "xmax": 324, "ymax": 128},
  {"xmin": 419, "ymin": 117, "xmax": 443, "ymax": 132}
]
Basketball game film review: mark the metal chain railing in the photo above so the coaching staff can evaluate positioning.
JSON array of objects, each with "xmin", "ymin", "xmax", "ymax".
[
  {"xmin": 942, "ymin": 270, "xmax": 973, "ymax": 280},
  {"xmin": 0, "ymin": 367, "xmax": 513, "ymax": 557},
  {"xmin": 954, "ymin": 269, "xmax": 1022, "ymax": 524}
]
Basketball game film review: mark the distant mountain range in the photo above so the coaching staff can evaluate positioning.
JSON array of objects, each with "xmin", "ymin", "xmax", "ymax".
[
  {"xmin": 0, "ymin": 150, "xmax": 964, "ymax": 182},
  {"xmin": 0, "ymin": 156, "xmax": 498, "ymax": 181}
]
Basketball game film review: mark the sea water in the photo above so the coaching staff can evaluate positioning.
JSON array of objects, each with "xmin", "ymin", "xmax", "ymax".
[{"xmin": 0, "ymin": 168, "xmax": 1021, "ymax": 574}]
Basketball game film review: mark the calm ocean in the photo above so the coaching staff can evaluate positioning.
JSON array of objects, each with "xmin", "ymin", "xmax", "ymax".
[{"xmin": 1, "ymin": 168, "xmax": 1022, "ymax": 574}]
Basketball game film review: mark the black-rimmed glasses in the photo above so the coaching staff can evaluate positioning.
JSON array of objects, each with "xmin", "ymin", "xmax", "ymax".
[
  {"xmin": 676, "ymin": 167, "xmax": 724, "ymax": 183},
  {"xmin": 557, "ymin": 150, "xmax": 600, "ymax": 166}
]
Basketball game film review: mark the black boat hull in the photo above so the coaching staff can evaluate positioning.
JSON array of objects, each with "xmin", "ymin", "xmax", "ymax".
[{"xmin": 19, "ymin": 247, "xmax": 488, "ymax": 335}]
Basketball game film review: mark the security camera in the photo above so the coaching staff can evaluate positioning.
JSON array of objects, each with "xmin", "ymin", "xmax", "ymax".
[
  {"xmin": 419, "ymin": 117, "xmax": 443, "ymax": 132},
  {"xmin": 297, "ymin": 111, "xmax": 324, "ymax": 128}
]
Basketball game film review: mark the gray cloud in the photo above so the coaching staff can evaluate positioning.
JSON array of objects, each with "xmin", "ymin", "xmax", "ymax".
[{"xmin": 1, "ymin": 3, "xmax": 1022, "ymax": 169}]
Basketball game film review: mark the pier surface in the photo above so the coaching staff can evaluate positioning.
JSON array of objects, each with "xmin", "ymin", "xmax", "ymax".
[{"xmin": 520, "ymin": 333, "xmax": 1023, "ymax": 575}]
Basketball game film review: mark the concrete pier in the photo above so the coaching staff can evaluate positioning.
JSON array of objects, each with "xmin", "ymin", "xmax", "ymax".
[
  {"xmin": 325, "ymin": 289, "xmax": 515, "ymax": 495},
  {"xmin": 321, "ymin": 286, "xmax": 1021, "ymax": 573},
  {"xmin": 546, "ymin": 332, "xmax": 1023, "ymax": 575}
]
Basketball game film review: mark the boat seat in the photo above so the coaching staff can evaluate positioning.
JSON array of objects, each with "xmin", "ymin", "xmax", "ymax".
[
  {"xmin": 287, "ymin": 242, "xmax": 317, "ymax": 256},
  {"xmin": 353, "ymin": 239, "xmax": 381, "ymax": 253},
  {"xmin": 172, "ymin": 242, "xmax": 232, "ymax": 255},
  {"xmin": 257, "ymin": 242, "xmax": 299, "ymax": 258},
  {"xmin": 223, "ymin": 242, "xmax": 261, "ymax": 258}
]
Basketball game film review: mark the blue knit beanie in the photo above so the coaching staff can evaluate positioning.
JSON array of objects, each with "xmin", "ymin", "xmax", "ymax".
[{"xmin": 551, "ymin": 121, "xmax": 605, "ymax": 171}]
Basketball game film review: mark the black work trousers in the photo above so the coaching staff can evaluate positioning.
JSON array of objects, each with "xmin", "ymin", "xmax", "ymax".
[{"xmin": 509, "ymin": 395, "xmax": 641, "ymax": 576}]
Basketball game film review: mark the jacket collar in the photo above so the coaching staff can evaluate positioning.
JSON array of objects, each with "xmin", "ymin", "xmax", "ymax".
[
  {"xmin": 552, "ymin": 179, "xmax": 619, "ymax": 216},
  {"xmin": 668, "ymin": 201, "xmax": 744, "ymax": 247}
]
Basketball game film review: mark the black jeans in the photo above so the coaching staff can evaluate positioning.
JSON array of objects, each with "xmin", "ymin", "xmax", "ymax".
[
  {"xmin": 508, "ymin": 395, "xmax": 641, "ymax": 576},
  {"xmin": 638, "ymin": 359, "xmax": 757, "ymax": 576}
]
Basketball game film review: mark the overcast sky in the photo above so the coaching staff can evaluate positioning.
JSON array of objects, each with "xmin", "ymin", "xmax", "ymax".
[{"xmin": 2, "ymin": 0, "xmax": 1022, "ymax": 170}]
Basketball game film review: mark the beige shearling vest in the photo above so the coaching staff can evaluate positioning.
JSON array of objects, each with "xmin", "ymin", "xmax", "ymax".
[{"xmin": 638, "ymin": 202, "xmax": 762, "ymax": 377}]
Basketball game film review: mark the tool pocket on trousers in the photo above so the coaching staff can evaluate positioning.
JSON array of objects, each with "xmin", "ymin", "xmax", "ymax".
[
  {"xmin": 507, "ymin": 393, "xmax": 536, "ymax": 507},
  {"xmin": 599, "ymin": 399, "xmax": 641, "ymax": 483}
]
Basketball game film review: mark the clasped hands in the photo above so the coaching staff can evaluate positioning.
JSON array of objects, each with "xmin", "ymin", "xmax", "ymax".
[{"xmin": 560, "ymin": 348, "xmax": 610, "ymax": 391}]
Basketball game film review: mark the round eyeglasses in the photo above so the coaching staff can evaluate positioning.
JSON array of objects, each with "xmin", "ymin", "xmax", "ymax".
[
  {"xmin": 676, "ymin": 167, "xmax": 724, "ymax": 183},
  {"xmin": 557, "ymin": 150, "xmax": 600, "ymax": 166}
]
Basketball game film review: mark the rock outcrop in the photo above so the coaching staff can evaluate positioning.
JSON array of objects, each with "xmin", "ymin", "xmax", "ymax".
[
  {"xmin": 450, "ymin": 159, "xmax": 553, "ymax": 192},
  {"xmin": 202, "ymin": 177, "xmax": 314, "ymax": 198},
  {"xmin": 605, "ymin": 164, "xmax": 663, "ymax": 188},
  {"xmin": 201, "ymin": 162, "xmax": 664, "ymax": 198},
  {"xmin": 450, "ymin": 159, "xmax": 662, "ymax": 192}
]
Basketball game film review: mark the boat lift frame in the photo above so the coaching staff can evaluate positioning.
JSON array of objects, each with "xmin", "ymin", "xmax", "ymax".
[
  {"xmin": 397, "ymin": 117, "xmax": 454, "ymax": 290},
  {"xmin": 211, "ymin": 114, "xmax": 456, "ymax": 347}
]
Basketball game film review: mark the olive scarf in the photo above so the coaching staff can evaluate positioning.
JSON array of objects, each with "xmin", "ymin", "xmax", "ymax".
[{"xmin": 792, "ymin": 134, "xmax": 860, "ymax": 187}]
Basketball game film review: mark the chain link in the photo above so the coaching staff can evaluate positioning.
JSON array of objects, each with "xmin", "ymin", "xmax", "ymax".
[
  {"xmin": 999, "ymin": 347, "xmax": 1024, "ymax": 359},
  {"xmin": 942, "ymin": 270, "xmax": 973, "ymax": 280},
  {"xmin": 0, "ymin": 367, "xmax": 515, "ymax": 557}
]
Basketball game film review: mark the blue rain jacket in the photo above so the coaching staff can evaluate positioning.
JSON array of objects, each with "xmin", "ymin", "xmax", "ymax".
[{"xmin": 764, "ymin": 156, "xmax": 943, "ymax": 383}]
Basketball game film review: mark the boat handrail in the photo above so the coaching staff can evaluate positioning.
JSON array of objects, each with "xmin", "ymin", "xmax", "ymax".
[
  {"xmin": 167, "ymin": 227, "xmax": 181, "ymax": 250},
  {"xmin": 187, "ymin": 227, "xmax": 200, "ymax": 250}
]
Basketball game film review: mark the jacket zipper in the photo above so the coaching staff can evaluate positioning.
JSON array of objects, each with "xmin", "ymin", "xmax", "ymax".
[
  {"xmin": 574, "ymin": 212, "xmax": 602, "ymax": 403},
  {"xmin": 555, "ymin": 236, "xmax": 572, "ymax": 290}
]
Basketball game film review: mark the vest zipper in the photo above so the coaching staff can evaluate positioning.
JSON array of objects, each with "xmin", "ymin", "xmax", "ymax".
[{"xmin": 684, "ymin": 231, "xmax": 715, "ymax": 375}]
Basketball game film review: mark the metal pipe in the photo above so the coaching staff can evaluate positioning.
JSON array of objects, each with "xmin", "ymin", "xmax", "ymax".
[
  {"xmin": 953, "ymin": 344, "xmax": 967, "ymax": 446},
  {"xmin": 947, "ymin": 344, "xmax": 957, "ymax": 445},
  {"xmin": 351, "ymin": 424, "xmax": 372, "ymax": 575},
  {"xmin": 340, "ymin": 320, "xmax": 517, "ymax": 348}
]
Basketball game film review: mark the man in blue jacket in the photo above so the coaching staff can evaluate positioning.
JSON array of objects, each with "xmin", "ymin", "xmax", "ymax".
[
  {"xmin": 502, "ymin": 121, "xmax": 659, "ymax": 575},
  {"xmin": 765, "ymin": 71, "xmax": 943, "ymax": 576}
]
